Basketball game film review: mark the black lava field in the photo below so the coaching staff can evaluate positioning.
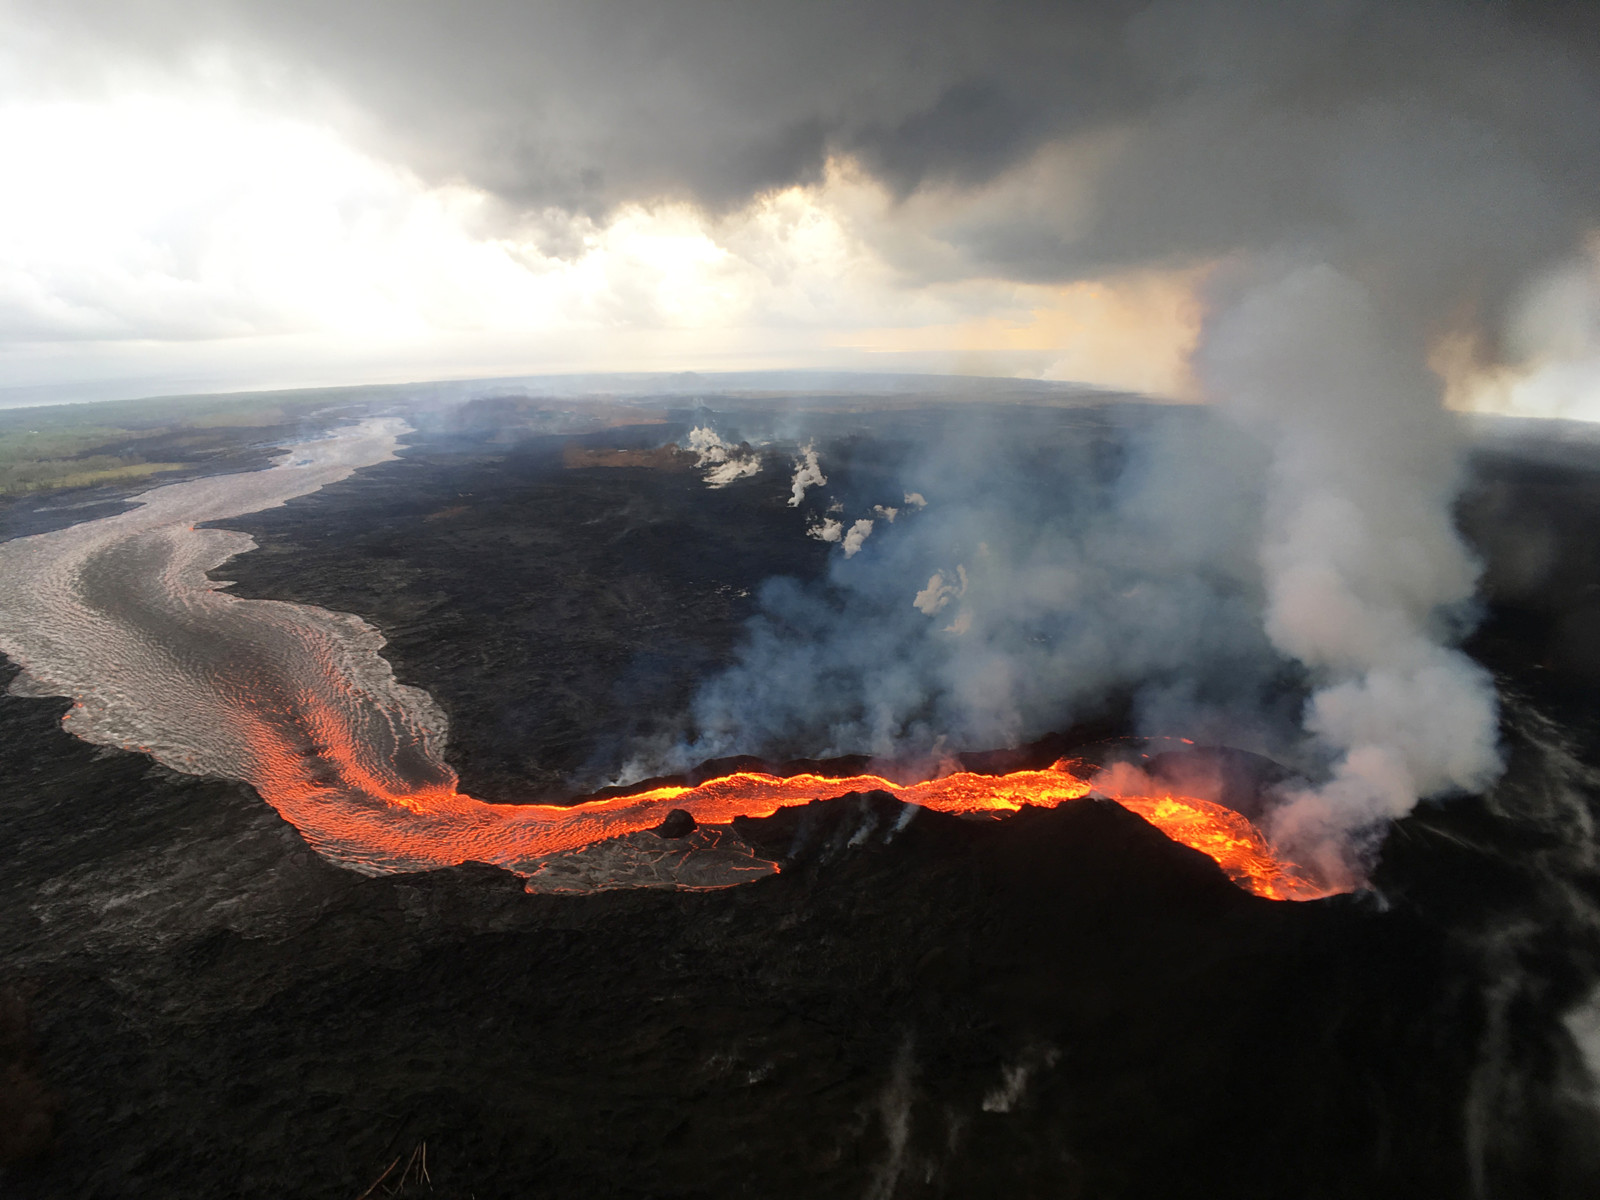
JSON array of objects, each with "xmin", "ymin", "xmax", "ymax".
[{"xmin": 3, "ymin": 401, "xmax": 1600, "ymax": 1198}]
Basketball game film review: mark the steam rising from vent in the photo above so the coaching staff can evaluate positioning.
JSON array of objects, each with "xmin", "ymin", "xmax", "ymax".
[
  {"xmin": 808, "ymin": 516, "xmax": 877, "ymax": 556},
  {"xmin": 685, "ymin": 427, "xmax": 726, "ymax": 458},
  {"xmin": 788, "ymin": 446, "xmax": 825, "ymax": 507},
  {"xmin": 686, "ymin": 426, "xmax": 762, "ymax": 488},
  {"xmin": 1201, "ymin": 266, "xmax": 1502, "ymax": 882},
  {"xmin": 807, "ymin": 517, "xmax": 843, "ymax": 543},
  {"xmin": 913, "ymin": 566, "xmax": 966, "ymax": 616},
  {"xmin": 842, "ymin": 519, "xmax": 874, "ymax": 558}
]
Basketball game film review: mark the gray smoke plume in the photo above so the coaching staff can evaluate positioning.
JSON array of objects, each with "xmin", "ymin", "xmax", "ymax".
[
  {"xmin": 652, "ymin": 402, "xmax": 1285, "ymax": 776},
  {"xmin": 1199, "ymin": 263, "xmax": 1503, "ymax": 882}
]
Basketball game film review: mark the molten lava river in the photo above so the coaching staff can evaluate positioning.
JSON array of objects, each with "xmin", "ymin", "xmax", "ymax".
[
  {"xmin": 255, "ymin": 757, "xmax": 1327, "ymax": 901},
  {"xmin": 0, "ymin": 420, "xmax": 1328, "ymax": 902}
]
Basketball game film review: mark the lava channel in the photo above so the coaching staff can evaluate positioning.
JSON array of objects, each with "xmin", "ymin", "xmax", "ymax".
[{"xmin": 244, "ymin": 713, "xmax": 1331, "ymax": 901}]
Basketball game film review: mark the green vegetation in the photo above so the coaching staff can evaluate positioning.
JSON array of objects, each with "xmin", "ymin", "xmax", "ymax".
[
  {"xmin": 0, "ymin": 388, "xmax": 370, "ymax": 498},
  {"xmin": 0, "ymin": 456, "xmax": 188, "ymax": 496}
]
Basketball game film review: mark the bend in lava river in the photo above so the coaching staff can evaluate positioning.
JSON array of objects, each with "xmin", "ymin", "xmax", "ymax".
[{"xmin": 0, "ymin": 420, "xmax": 1329, "ymax": 902}]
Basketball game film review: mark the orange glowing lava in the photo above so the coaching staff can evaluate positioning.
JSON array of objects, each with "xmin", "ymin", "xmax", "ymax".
[
  {"xmin": 244, "ymin": 705, "xmax": 1329, "ymax": 900},
  {"xmin": 612, "ymin": 764, "xmax": 1328, "ymax": 901}
]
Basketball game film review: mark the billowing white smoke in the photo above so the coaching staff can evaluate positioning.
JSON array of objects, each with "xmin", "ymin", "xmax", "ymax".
[
  {"xmin": 913, "ymin": 566, "xmax": 966, "ymax": 616},
  {"xmin": 1201, "ymin": 264, "xmax": 1502, "ymax": 882},
  {"xmin": 788, "ymin": 445, "xmax": 825, "ymax": 506},
  {"xmin": 842, "ymin": 519, "xmax": 875, "ymax": 558},
  {"xmin": 800, "ymin": 465, "xmax": 881, "ymax": 557},
  {"xmin": 807, "ymin": 516, "xmax": 843, "ymax": 543},
  {"xmin": 686, "ymin": 426, "xmax": 762, "ymax": 488},
  {"xmin": 685, "ymin": 426, "xmax": 726, "ymax": 458}
]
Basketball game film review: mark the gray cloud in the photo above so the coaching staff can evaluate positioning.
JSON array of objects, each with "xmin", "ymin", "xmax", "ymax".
[
  {"xmin": 9, "ymin": 1, "xmax": 1118, "ymax": 211},
  {"xmin": 16, "ymin": 1, "xmax": 1598, "ymax": 312}
]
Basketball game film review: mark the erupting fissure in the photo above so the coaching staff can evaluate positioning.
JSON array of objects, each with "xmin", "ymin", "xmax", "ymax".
[
  {"xmin": 617, "ymin": 765, "xmax": 1329, "ymax": 901},
  {"xmin": 243, "ymin": 711, "xmax": 1330, "ymax": 901}
]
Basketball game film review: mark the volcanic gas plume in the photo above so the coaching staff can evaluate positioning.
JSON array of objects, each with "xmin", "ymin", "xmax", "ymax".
[{"xmin": 0, "ymin": 421, "xmax": 1321, "ymax": 900}]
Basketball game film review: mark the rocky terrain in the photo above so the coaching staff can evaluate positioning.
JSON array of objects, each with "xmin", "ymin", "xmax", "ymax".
[
  {"xmin": 2, "ymin": 642, "xmax": 1560, "ymax": 1198},
  {"xmin": 4, "ymin": 405, "xmax": 1600, "ymax": 1196}
]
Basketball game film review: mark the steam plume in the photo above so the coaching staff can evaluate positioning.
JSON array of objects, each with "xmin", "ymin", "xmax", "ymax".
[
  {"xmin": 842, "ymin": 519, "xmax": 875, "ymax": 558},
  {"xmin": 687, "ymin": 426, "xmax": 762, "ymax": 487},
  {"xmin": 807, "ymin": 517, "xmax": 843, "ymax": 543},
  {"xmin": 788, "ymin": 445, "xmax": 825, "ymax": 507},
  {"xmin": 1200, "ymin": 264, "xmax": 1502, "ymax": 880},
  {"xmin": 665, "ymin": 268, "xmax": 1514, "ymax": 881}
]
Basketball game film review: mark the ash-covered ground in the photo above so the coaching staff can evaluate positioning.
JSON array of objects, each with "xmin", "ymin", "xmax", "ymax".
[{"xmin": 3, "ymin": 394, "xmax": 1600, "ymax": 1197}]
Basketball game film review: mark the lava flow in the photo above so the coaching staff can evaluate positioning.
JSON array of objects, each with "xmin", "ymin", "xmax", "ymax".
[
  {"xmin": 608, "ymin": 765, "xmax": 1332, "ymax": 901},
  {"xmin": 243, "ymin": 710, "xmax": 1331, "ymax": 900}
]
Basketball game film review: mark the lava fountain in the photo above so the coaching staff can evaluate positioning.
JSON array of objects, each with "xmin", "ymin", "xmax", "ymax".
[{"xmin": 0, "ymin": 421, "xmax": 1330, "ymax": 902}]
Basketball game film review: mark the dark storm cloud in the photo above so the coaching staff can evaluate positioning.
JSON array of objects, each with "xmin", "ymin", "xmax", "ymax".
[
  {"xmin": 25, "ymin": 0, "xmax": 1126, "ymax": 210},
  {"xmin": 25, "ymin": 0, "xmax": 1600, "ymax": 330}
]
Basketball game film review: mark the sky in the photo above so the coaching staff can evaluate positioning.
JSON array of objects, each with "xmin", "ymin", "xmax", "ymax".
[{"xmin": 3, "ymin": 0, "xmax": 1600, "ymax": 415}]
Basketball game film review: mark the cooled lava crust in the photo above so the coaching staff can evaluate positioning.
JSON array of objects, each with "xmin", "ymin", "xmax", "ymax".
[{"xmin": 2, "ymin": 653, "xmax": 1570, "ymax": 1198}]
